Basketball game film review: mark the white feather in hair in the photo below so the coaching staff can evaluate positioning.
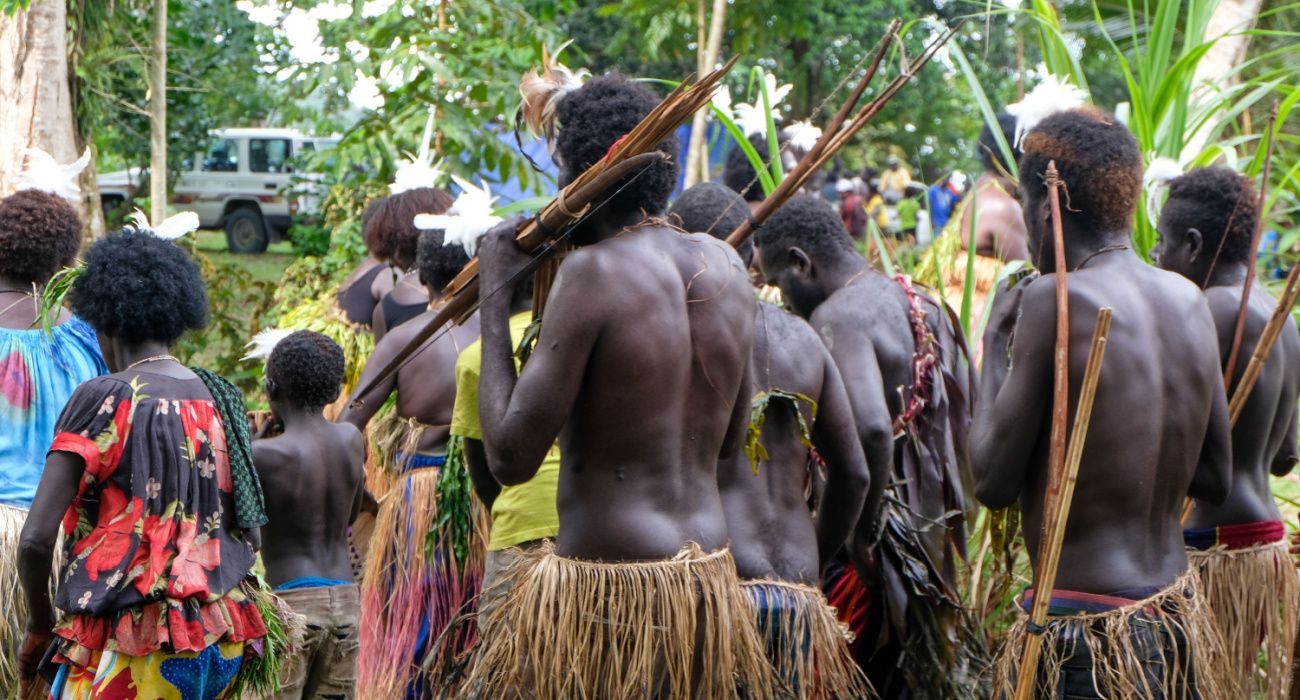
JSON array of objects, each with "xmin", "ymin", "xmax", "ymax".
[
  {"xmin": 14, "ymin": 147, "xmax": 92, "ymax": 202},
  {"xmin": 125, "ymin": 208, "xmax": 200, "ymax": 240},
  {"xmin": 1142, "ymin": 156, "xmax": 1184, "ymax": 228},
  {"xmin": 413, "ymin": 175, "xmax": 502, "ymax": 257},
  {"xmin": 390, "ymin": 112, "xmax": 447, "ymax": 194},
  {"xmin": 731, "ymin": 71, "xmax": 792, "ymax": 137},
  {"xmin": 783, "ymin": 120, "xmax": 822, "ymax": 153},
  {"xmin": 519, "ymin": 41, "xmax": 590, "ymax": 146},
  {"xmin": 242, "ymin": 327, "xmax": 296, "ymax": 362},
  {"xmin": 1007, "ymin": 74, "xmax": 1088, "ymax": 148}
]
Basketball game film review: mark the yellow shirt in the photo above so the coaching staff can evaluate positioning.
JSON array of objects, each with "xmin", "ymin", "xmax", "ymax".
[{"xmin": 451, "ymin": 312, "xmax": 561, "ymax": 551}]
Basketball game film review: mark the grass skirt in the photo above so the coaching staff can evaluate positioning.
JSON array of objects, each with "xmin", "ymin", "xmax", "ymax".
[
  {"xmin": 1189, "ymin": 538, "xmax": 1299, "ymax": 699},
  {"xmin": 990, "ymin": 567, "xmax": 1229, "ymax": 699},
  {"xmin": 460, "ymin": 541, "xmax": 776, "ymax": 699},
  {"xmin": 1, "ymin": 504, "xmax": 26, "ymax": 696},
  {"xmin": 743, "ymin": 579, "xmax": 873, "ymax": 699},
  {"xmin": 357, "ymin": 468, "xmax": 485, "ymax": 698}
]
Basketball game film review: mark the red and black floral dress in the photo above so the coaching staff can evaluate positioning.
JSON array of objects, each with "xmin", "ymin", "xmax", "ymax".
[{"xmin": 47, "ymin": 371, "xmax": 266, "ymax": 665}]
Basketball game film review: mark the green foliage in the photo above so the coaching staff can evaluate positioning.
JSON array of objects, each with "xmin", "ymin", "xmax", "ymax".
[
  {"xmin": 227, "ymin": 576, "xmax": 300, "ymax": 698},
  {"xmin": 0, "ymin": 0, "xmax": 29, "ymax": 16},
  {"xmin": 431, "ymin": 435, "xmax": 476, "ymax": 567},
  {"xmin": 71, "ymin": 0, "xmax": 279, "ymax": 179}
]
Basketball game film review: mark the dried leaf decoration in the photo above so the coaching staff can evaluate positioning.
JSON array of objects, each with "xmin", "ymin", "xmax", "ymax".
[{"xmin": 744, "ymin": 389, "xmax": 818, "ymax": 475}]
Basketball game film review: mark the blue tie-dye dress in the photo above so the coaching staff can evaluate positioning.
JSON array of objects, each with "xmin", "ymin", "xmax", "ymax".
[{"xmin": 0, "ymin": 316, "xmax": 106, "ymax": 508}]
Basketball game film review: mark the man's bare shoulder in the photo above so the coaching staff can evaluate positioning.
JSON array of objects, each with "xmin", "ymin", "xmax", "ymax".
[
  {"xmin": 760, "ymin": 301, "xmax": 824, "ymax": 349},
  {"xmin": 252, "ymin": 436, "xmax": 294, "ymax": 474}
]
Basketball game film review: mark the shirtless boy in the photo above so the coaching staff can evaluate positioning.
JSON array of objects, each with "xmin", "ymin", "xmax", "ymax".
[
  {"xmin": 973, "ymin": 107, "xmax": 1233, "ymax": 699},
  {"xmin": 254, "ymin": 331, "xmax": 365, "ymax": 699}
]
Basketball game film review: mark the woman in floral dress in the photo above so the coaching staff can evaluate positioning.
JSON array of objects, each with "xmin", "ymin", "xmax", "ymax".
[{"xmin": 17, "ymin": 231, "xmax": 267, "ymax": 699}]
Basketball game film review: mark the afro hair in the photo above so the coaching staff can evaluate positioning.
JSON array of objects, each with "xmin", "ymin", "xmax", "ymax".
[
  {"xmin": 70, "ymin": 231, "xmax": 209, "ymax": 345},
  {"xmin": 1020, "ymin": 107, "xmax": 1142, "ymax": 233},
  {"xmin": 0, "ymin": 189, "xmax": 83, "ymax": 285},
  {"xmin": 755, "ymin": 192, "xmax": 856, "ymax": 265},
  {"xmin": 1164, "ymin": 165, "xmax": 1258, "ymax": 266},
  {"xmin": 979, "ymin": 112, "xmax": 1022, "ymax": 175},
  {"xmin": 667, "ymin": 181, "xmax": 753, "ymax": 263},
  {"xmin": 724, "ymin": 132, "xmax": 788, "ymax": 202},
  {"xmin": 555, "ymin": 73, "xmax": 679, "ymax": 217},
  {"xmin": 266, "ymin": 330, "xmax": 345, "ymax": 409},
  {"xmin": 416, "ymin": 229, "xmax": 471, "ymax": 292},
  {"xmin": 363, "ymin": 187, "xmax": 453, "ymax": 269}
]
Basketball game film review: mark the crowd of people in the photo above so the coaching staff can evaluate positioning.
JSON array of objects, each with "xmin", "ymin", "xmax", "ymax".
[{"xmin": 1, "ymin": 49, "xmax": 1297, "ymax": 700}]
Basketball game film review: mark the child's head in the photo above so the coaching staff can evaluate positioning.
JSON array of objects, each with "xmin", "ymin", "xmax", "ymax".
[{"xmin": 265, "ymin": 330, "xmax": 345, "ymax": 411}]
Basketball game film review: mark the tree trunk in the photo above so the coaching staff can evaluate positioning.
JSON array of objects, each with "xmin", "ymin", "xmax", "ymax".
[
  {"xmin": 0, "ymin": 0, "xmax": 103, "ymax": 237},
  {"xmin": 149, "ymin": 0, "xmax": 167, "ymax": 225},
  {"xmin": 1182, "ymin": 0, "xmax": 1261, "ymax": 160},
  {"xmin": 682, "ymin": 0, "xmax": 727, "ymax": 188}
]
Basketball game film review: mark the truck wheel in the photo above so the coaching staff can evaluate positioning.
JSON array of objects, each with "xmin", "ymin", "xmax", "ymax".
[{"xmin": 225, "ymin": 208, "xmax": 269, "ymax": 254}]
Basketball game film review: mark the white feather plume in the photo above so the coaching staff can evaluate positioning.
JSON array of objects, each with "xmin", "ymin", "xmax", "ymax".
[
  {"xmin": 709, "ymin": 84, "xmax": 732, "ymax": 118},
  {"xmin": 14, "ymin": 147, "xmax": 92, "ymax": 202},
  {"xmin": 1143, "ymin": 156, "xmax": 1184, "ymax": 228},
  {"xmin": 731, "ymin": 71, "xmax": 792, "ymax": 138},
  {"xmin": 124, "ymin": 208, "xmax": 200, "ymax": 240},
  {"xmin": 783, "ymin": 120, "xmax": 822, "ymax": 153},
  {"xmin": 242, "ymin": 327, "xmax": 296, "ymax": 362},
  {"xmin": 390, "ymin": 112, "xmax": 446, "ymax": 194},
  {"xmin": 413, "ymin": 175, "xmax": 502, "ymax": 257},
  {"xmin": 1006, "ymin": 75, "xmax": 1088, "ymax": 148}
]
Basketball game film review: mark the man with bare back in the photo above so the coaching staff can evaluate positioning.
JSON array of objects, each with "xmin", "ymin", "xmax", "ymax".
[
  {"xmin": 668, "ymin": 182, "xmax": 872, "ymax": 698},
  {"xmin": 462, "ymin": 72, "xmax": 772, "ymax": 697},
  {"xmin": 1154, "ymin": 164, "xmax": 1300, "ymax": 698},
  {"xmin": 974, "ymin": 107, "xmax": 1233, "ymax": 699},
  {"xmin": 756, "ymin": 191, "xmax": 977, "ymax": 698}
]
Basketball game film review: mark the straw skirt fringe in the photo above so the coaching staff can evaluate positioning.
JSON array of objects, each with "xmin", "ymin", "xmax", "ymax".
[
  {"xmin": 357, "ymin": 467, "xmax": 484, "ymax": 699},
  {"xmin": 461, "ymin": 541, "xmax": 776, "ymax": 699},
  {"xmin": 1189, "ymin": 539, "xmax": 1300, "ymax": 699},
  {"xmin": 742, "ymin": 579, "xmax": 874, "ymax": 700},
  {"xmin": 990, "ymin": 567, "xmax": 1230, "ymax": 700},
  {"xmin": 1, "ymin": 504, "xmax": 25, "ymax": 697}
]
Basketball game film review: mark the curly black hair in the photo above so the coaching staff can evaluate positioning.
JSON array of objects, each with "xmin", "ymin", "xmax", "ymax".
[
  {"xmin": 667, "ymin": 181, "xmax": 753, "ymax": 264},
  {"xmin": 1020, "ymin": 107, "xmax": 1142, "ymax": 234},
  {"xmin": 363, "ymin": 187, "xmax": 453, "ymax": 270},
  {"xmin": 266, "ymin": 330, "xmax": 344, "ymax": 409},
  {"xmin": 1164, "ymin": 166, "xmax": 1258, "ymax": 265},
  {"xmin": 979, "ymin": 112, "xmax": 1022, "ymax": 175},
  {"xmin": 0, "ymin": 189, "xmax": 82, "ymax": 285},
  {"xmin": 755, "ymin": 192, "xmax": 856, "ymax": 264},
  {"xmin": 416, "ymin": 229, "xmax": 471, "ymax": 292},
  {"xmin": 724, "ymin": 132, "xmax": 787, "ymax": 203},
  {"xmin": 555, "ymin": 73, "xmax": 679, "ymax": 217},
  {"xmin": 70, "ymin": 231, "xmax": 209, "ymax": 344}
]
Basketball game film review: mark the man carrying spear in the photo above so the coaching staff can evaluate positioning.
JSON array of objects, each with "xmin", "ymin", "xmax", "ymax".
[
  {"xmin": 460, "ymin": 66, "xmax": 774, "ymax": 697},
  {"xmin": 973, "ymin": 105, "xmax": 1234, "ymax": 699},
  {"xmin": 1153, "ymin": 165, "xmax": 1300, "ymax": 699}
]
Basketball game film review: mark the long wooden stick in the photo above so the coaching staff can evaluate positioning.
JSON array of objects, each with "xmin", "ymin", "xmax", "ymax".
[
  {"xmin": 1223, "ymin": 101, "xmax": 1279, "ymax": 390},
  {"xmin": 724, "ymin": 20, "xmax": 960, "ymax": 249},
  {"xmin": 1014, "ymin": 307, "xmax": 1113, "ymax": 700},
  {"xmin": 1228, "ymin": 262, "xmax": 1300, "ymax": 425}
]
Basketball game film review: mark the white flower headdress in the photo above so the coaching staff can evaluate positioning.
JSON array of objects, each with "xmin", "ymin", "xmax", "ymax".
[
  {"xmin": 413, "ymin": 175, "xmax": 502, "ymax": 257},
  {"xmin": 14, "ymin": 147, "xmax": 92, "ymax": 202},
  {"xmin": 125, "ymin": 208, "xmax": 200, "ymax": 240},
  {"xmin": 390, "ymin": 112, "xmax": 446, "ymax": 195},
  {"xmin": 1006, "ymin": 75, "xmax": 1088, "ymax": 148}
]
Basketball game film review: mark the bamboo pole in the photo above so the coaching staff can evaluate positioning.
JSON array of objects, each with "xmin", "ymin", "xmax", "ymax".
[
  {"xmin": 1223, "ymin": 101, "xmax": 1279, "ymax": 389},
  {"xmin": 1228, "ymin": 262, "xmax": 1300, "ymax": 425},
  {"xmin": 1013, "ymin": 307, "xmax": 1113, "ymax": 700}
]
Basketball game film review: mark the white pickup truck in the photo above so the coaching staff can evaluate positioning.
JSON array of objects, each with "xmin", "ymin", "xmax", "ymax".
[{"xmin": 174, "ymin": 128, "xmax": 339, "ymax": 252}]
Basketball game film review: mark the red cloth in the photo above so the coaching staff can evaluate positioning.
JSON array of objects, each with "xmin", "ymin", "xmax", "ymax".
[{"xmin": 825, "ymin": 564, "xmax": 872, "ymax": 658}]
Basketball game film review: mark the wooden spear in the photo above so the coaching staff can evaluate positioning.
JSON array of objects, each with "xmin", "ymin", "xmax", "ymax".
[
  {"xmin": 724, "ymin": 21, "xmax": 961, "ymax": 249},
  {"xmin": 1011, "ymin": 159, "xmax": 1073, "ymax": 699},
  {"xmin": 1222, "ymin": 101, "xmax": 1279, "ymax": 390},
  {"xmin": 348, "ymin": 58, "xmax": 737, "ymax": 405},
  {"xmin": 1013, "ymin": 307, "xmax": 1114, "ymax": 700},
  {"xmin": 1227, "ymin": 262, "xmax": 1300, "ymax": 425}
]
